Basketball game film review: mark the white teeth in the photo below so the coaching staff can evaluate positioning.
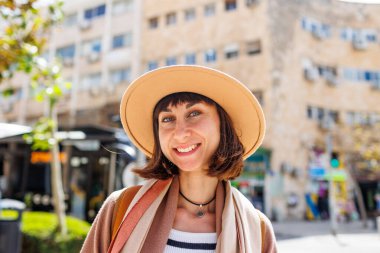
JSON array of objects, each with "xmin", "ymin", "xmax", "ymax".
[{"xmin": 176, "ymin": 144, "xmax": 197, "ymax": 153}]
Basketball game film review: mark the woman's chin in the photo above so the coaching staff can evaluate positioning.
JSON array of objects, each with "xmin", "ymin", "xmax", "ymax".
[{"xmin": 177, "ymin": 165, "xmax": 205, "ymax": 174}]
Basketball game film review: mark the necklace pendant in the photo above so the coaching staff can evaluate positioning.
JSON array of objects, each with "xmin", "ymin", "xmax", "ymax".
[
  {"xmin": 196, "ymin": 210, "xmax": 205, "ymax": 218},
  {"xmin": 196, "ymin": 204, "xmax": 205, "ymax": 218}
]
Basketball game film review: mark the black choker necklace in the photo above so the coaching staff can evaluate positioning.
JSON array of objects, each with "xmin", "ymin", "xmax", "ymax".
[{"xmin": 179, "ymin": 190, "xmax": 216, "ymax": 218}]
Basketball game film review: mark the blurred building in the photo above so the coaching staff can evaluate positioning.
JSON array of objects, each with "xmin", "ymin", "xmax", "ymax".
[{"xmin": 1, "ymin": 0, "xmax": 380, "ymax": 221}]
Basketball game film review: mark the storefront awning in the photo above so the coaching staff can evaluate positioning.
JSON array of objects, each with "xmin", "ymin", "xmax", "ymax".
[{"xmin": 0, "ymin": 123, "xmax": 31, "ymax": 139}]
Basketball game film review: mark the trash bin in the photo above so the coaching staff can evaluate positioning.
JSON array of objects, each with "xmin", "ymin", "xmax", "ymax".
[{"xmin": 0, "ymin": 199, "xmax": 26, "ymax": 253}]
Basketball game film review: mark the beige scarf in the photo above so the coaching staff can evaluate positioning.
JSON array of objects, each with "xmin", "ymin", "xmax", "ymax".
[{"xmin": 112, "ymin": 176, "xmax": 261, "ymax": 253}]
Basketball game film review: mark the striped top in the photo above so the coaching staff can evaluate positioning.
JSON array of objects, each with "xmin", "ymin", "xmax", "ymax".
[{"xmin": 164, "ymin": 229, "xmax": 217, "ymax": 253}]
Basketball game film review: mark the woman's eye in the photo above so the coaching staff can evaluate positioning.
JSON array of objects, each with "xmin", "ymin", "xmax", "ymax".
[
  {"xmin": 188, "ymin": 111, "xmax": 200, "ymax": 118},
  {"xmin": 162, "ymin": 116, "xmax": 174, "ymax": 123}
]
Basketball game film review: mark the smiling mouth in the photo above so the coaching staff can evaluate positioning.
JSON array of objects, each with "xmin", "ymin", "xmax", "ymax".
[{"xmin": 175, "ymin": 144, "xmax": 199, "ymax": 153}]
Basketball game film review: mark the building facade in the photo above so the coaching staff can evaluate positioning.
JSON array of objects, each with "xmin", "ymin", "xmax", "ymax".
[{"xmin": 1, "ymin": 0, "xmax": 380, "ymax": 221}]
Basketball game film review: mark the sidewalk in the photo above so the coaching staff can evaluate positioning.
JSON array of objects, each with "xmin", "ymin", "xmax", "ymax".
[
  {"xmin": 273, "ymin": 220, "xmax": 380, "ymax": 253},
  {"xmin": 273, "ymin": 219, "xmax": 377, "ymax": 239}
]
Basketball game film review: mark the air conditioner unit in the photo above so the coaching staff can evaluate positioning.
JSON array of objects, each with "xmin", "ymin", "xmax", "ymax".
[
  {"xmin": 79, "ymin": 20, "xmax": 92, "ymax": 30},
  {"xmin": 304, "ymin": 66, "xmax": 319, "ymax": 82},
  {"xmin": 325, "ymin": 72, "xmax": 338, "ymax": 86},
  {"xmin": 246, "ymin": 0, "xmax": 259, "ymax": 7},
  {"xmin": 63, "ymin": 57, "xmax": 74, "ymax": 67},
  {"xmin": 352, "ymin": 34, "xmax": 368, "ymax": 50},
  {"xmin": 312, "ymin": 28, "xmax": 326, "ymax": 40},
  {"xmin": 87, "ymin": 52, "xmax": 100, "ymax": 63}
]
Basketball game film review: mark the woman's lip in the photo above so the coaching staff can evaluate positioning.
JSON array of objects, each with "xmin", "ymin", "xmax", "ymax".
[{"xmin": 173, "ymin": 144, "xmax": 200, "ymax": 155}]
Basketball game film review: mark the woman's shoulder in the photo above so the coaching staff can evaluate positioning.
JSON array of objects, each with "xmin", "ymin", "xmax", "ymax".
[
  {"xmin": 100, "ymin": 185, "xmax": 142, "ymax": 214},
  {"xmin": 108, "ymin": 188, "xmax": 127, "ymax": 202},
  {"xmin": 107, "ymin": 180, "xmax": 153, "ymax": 202},
  {"xmin": 97, "ymin": 188, "xmax": 126, "ymax": 211}
]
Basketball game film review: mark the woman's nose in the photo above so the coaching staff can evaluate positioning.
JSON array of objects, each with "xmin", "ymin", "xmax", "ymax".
[{"xmin": 173, "ymin": 120, "xmax": 190, "ymax": 141}]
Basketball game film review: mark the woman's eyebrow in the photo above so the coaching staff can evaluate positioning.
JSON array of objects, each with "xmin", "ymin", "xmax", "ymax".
[
  {"xmin": 161, "ymin": 108, "xmax": 172, "ymax": 112},
  {"xmin": 186, "ymin": 102, "xmax": 198, "ymax": 109}
]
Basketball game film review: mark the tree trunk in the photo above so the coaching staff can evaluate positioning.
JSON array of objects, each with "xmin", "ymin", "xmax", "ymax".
[{"xmin": 49, "ymin": 105, "xmax": 67, "ymax": 235}]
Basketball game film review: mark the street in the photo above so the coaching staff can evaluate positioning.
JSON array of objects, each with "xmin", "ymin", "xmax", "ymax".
[{"xmin": 274, "ymin": 220, "xmax": 380, "ymax": 252}]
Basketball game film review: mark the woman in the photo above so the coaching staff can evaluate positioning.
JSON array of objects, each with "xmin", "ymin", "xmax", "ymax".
[{"xmin": 81, "ymin": 65, "xmax": 277, "ymax": 253}]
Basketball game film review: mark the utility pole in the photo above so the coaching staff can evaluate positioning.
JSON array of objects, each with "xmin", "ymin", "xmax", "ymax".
[{"xmin": 326, "ymin": 132, "xmax": 338, "ymax": 235}]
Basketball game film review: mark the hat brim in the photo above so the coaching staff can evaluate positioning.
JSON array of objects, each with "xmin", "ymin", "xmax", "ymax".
[{"xmin": 120, "ymin": 65, "xmax": 265, "ymax": 160}]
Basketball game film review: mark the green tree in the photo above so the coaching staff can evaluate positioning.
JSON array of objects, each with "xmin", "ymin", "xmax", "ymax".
[
  {"xmin": 351, "ymin": 123, "xmax": 380, "ymax": 173},
  {"xmin": 342, "ymin": 122, "xmax": 380, "ymax": 227},
  {"xmin": 1, "ymin": 0, "xmax": 69, "ymax": 235}
]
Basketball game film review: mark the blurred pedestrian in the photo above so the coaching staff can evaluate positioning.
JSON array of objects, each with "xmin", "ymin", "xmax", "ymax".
[
  {"xmin": 81, "ymin": 65, "xmax": 277, "ymax": 253},
  {"xmin": 317, "ymin": 181, "xmax": 329, "ymax": 220},
  {"xmin": 375, "ymin": 192, "xmax": 380, "ymax": 213}
]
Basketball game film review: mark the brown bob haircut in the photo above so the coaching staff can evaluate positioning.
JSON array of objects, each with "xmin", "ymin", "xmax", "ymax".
[{"xmin": 133, "ymin": 92, "xmax": 244, "ymax": 180}]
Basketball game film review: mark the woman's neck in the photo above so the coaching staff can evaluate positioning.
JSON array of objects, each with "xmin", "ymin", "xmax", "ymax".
[{"xmin": 178, "ymin": 172, "xmax": 218, "ymax": 211}]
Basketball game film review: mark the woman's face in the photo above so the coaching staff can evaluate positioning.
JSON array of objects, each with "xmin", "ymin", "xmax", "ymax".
[{"xmin": 158, "ymin": 101, "xmax": 220, "ymax": 173}]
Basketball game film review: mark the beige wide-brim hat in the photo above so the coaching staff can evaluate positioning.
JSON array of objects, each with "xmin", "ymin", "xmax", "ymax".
[{"xmin": 120, "ymin": 65, "xmax": 265, "ymax": 160}]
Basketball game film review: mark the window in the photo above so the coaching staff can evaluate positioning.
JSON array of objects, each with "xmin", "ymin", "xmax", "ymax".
[
  {"xmin": 224, "ymin": 44, "xmax": 239, "ymax": 59},
  {"xmin": 63, "ymin": 13, "xmax": 77, "ymax": 27},
  {"xmin": 342, "ymin": 68, "xmax": 380, "ymax": 84},
  {"xmin": 314, "ymin": 24, "xmax": 331, "ymax": 39},
  {"xmin": 343, "ymin": 68, "xmax": 359, "ymax": 82},
  {"xmin": 81, "ymin": 73, "xmax": 101, "ymax": 90},
  {"xmin": 342, "ymin": 28, "xmax": 377, "ymax": 43},
  {"xmin": 166, "ymin": 12, "xmax": 177, "ymax": 26},
  {"xmin": 14, "ymin": 89, "xmax": 23, "ymax": 100},
  {"xmin": 112, "ymin": 0, "xmax": 133, "ymax": 15},
  {"xmin": 112, "ymin": 35, "xmax": 124, "ymax": 49},
  {"xmin": 82, "ymin": 38, "xmax": 102, "ymax": 56},
  {"xmin": 317, "ymin": 66, "xmax": 336, "ymax": 78},
  {"xmin": 246, "ymin": 40, "xmax": 261, "ymax": 55},
  {"xmin": 328, "ymin": 110, "xmax": 339, "ymax": 124},
  {"xmin": 340, "ymin": 28, "xmax": 353, "ymax": 41},
  {"xmin": 84, "ymin": 9, "xmax": 92, "ymax": 20},
  {"xmin": 366, "ymin": 30, "xmax": 377, "ymax": 42},
  {"xmin": 185, "ymin": 53, "xmax": 196, "ymax": 64},
  {"xmin": 307, "ymin": 106, "xmax": 314, "ymax": 119},
  {"xmin": 148, "ymin": 17, "xmax": 159, "ymax": 29},
  {"xmin": 301, "ymin": 17, "xmax": 331, "ymax": 39},
  {"xmin": 84, "ymin": 4, "xmax": 106, "ymax": 21},
  {"xmin": 147, "ymin": 61, "xmax": 158, "ymax": 71},
  {"xmin": 317, "ymin": 107, "xmax": 324, "ymax": 121},
  {"xmin": 364, "ymin": 71, "xmax": 373, "ymax": 82},
  {"xmin": 166, "ymin": 57, "xmax": 177, "ymax": 66},
  {"xmin": 369, "ymin": 112, "xmax": 380, "ymax": 125},
  {"xmin": 346, "ymin": 111, "xmax": 355, "ymax": 125},
  {"xmin": 225, "ymin": 0, "xmax": 237, "ymax": 11},
  {"xmin": 56, "ymin": 44, "xmax": 76, "ymax": 59},
  {"xmin": 301, "ymin": 17, "xmax": 308, "ymax": 30},
  {"xmin": 204, "ymin": 49, "xmax": 217, "ymax": 63},
  {"xmin": 110, "ymin": 68, "xmax": 131, "ymax": 85},
  {"xmin": 112, "ymin": 33, "xmax": 132, "ymax": 49},
  {"xmin": 204, "ymin": 3, "xmax": 216, "ymax": 17},
  {"xmin": 347, "ymin": 112, "xmax": 369, "ymax": 126},
  {"xmin": 184, "ymin": 8, "xmax": 196, "ymax": 21}
]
